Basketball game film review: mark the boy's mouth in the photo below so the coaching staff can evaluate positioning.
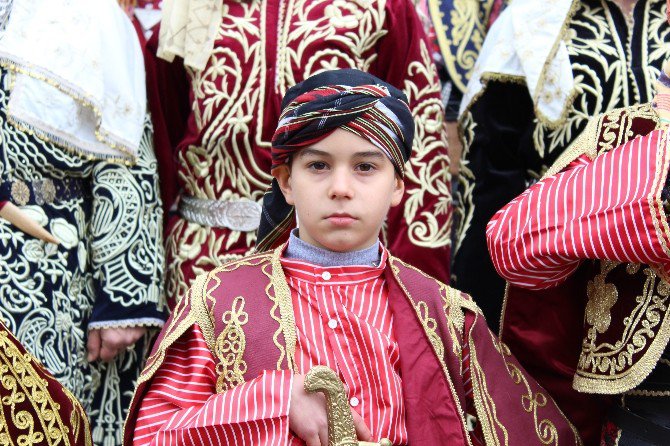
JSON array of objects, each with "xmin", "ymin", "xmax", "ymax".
[{"xmin": 325, "ymin": 212, "xmax": 357, "ymax": 226}]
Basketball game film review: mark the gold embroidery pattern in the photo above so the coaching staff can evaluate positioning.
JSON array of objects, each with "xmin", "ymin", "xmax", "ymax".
[
  {"xmin": 488, "ymin": 335, "xmax": 581, "ymax": 446},
  {"xmin": 215, "ymin": 296, "xmax": 249, "ymax": 393},
  {"xmin": 269, "ymin": 247, "xmax": 297, "ymax": 371},
  {"xmin": 0, "ymin": 329, "xmax": 91, "ymax": 446},
  {"xmin": 403, "ymin": 40, "xmax": 452, "ymax": 250},
  {"xmin": 585, "ymin": 261, "xmax": 619, "ymax": 334},
  {"xmin": 575, "ymin": 264, "xmax": 670, "ymax": 394},
  {"xmin": 469, "ymin": 329, "xmax": 509, "ymax": 446},
  {"xmin": 456, "ymin": 1, "xmax": 670, "ymax": 257},
  {"xmin": 428, "ymin": 0, "xmax": 497, "ymax": 93},
  {"xmin": 389, "ymin": 258, "xmax": 474, "ymax": 446}
]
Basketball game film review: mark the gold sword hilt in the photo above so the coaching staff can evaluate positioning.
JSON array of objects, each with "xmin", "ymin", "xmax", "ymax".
[{"xmin": 303, "ymin": 366, "xmax": 392, "ymax": 446}]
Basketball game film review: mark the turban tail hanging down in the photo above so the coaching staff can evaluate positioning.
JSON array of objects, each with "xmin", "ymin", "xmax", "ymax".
[{"xmin": 256, "ymin": 69, "xmax": 415, "ymax": 251}]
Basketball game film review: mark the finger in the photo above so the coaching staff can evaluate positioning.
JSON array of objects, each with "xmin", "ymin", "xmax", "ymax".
[
  {"xmin": 125, "ymin": 327, "xmax": 147, "ymax": 346},
  {"xmin": 304, "ymin": 434, "xmax": 321, "ymax": 446},
  {"xmin": 99, "ymin": 337, "xmax": 120, "ymax": 362},
  {"xmin": 86, "ymin": 329, "xmax": 101, "ymax": 362},
  {"xmin": 352, "ymin": 409, "xmax": 372, "ymax": 441},
  {"xmin": 318, "ymin": 427, "xmax": 329, "ymax": 446}
]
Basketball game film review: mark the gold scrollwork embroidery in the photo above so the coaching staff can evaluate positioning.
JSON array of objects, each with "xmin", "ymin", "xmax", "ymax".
[
  {"xmin": 576, "ymin": 263, "xmax": 670, "ymax": 394},
  {"xmin": 0, "ymin": 328, "xmax": 91, "ymax": 446},
  {"xmin": 585, "ymin": 260, "xmax": 619, "ymax": 334},
  {"xmin": 490, "ymin": 337, "xmax": 567, "ymax": 446},
  {"xmin": 215, "ymin": 296, "xmax": 249, "ymax": 393}
]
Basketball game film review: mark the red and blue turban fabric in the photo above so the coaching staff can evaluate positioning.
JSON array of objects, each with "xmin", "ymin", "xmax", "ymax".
[{"xmin": 256, "ymin": 69, "xmax": 415, "ymax": 251}]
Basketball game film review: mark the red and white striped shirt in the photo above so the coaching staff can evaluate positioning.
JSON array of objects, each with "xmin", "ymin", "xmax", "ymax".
[
  {"xmin": 132, "ymin": 248, "xmax": 407, "ymax": 445},
  {"xmin": 486, "ymin": 129, "xmax": 670, "ymax": 290}
]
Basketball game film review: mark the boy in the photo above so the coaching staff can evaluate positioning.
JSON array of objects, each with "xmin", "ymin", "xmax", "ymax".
[{"xmin": 125, "ymin": 70, "xmax": 579, "ymax": 446}]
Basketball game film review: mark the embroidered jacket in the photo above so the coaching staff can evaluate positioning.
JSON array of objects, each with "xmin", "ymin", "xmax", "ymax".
[
  {"xmin": 124, "ymin": 247, "xmax": 582, "ymax": 446},
  {"xmin": 146, "ymin": 0, "xmax": 452, "ymax": 305},
  {"xmin": 0, "ymin": 319, "xmax": 92, "ymax": 445},
  {"xmin": 486, "ymin": 104, "xmax": 670, "ymax": 445},
  {"xmin": 453, "ymin": 0, "xmax": 670, "ymax": 331}
]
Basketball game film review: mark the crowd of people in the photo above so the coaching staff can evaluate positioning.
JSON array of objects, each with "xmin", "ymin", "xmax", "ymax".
[{"xmin": 0, "ymin": 0, "xmax": 668, "ymax": 445}]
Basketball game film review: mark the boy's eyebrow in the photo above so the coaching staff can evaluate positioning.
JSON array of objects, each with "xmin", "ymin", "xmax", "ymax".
[
  {"xmin": 297, "ymin": 148, "xmax": 332, "ymax": 158},
  {"xmin": 352, "ymin": 150, "xmax": 385, "ymax": 159}
]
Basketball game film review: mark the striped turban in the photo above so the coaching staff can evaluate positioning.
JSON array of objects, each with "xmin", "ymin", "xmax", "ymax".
[{"xmin": 256, "ymin": 69, "xmax": 415, "ymax": 251}]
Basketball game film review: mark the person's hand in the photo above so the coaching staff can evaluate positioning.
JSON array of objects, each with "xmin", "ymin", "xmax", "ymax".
[
  {"xmin": 446, "ymin": 120, "xmax": 463, "ymax": 177},
  {"xmin": 289, "ymin": 374, "xmax": 372, "ymax": 446},
  {"xmin": 86, "ymin": 326, "xmax": 147, "ymax": 362}
]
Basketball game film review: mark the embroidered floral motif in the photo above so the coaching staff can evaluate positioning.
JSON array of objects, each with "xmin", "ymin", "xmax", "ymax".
[
  {"xmin": 215, "ymin": 296, "xmax": 249, "ymax": 393},
  {"xmin": 585, "ymin": 261, "xmax": 619, "ymax": 334}
]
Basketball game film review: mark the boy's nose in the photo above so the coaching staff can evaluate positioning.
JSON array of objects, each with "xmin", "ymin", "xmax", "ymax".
[{"xmin": 328, "ymin": 169, "xmax": 355, "ymax": 199}]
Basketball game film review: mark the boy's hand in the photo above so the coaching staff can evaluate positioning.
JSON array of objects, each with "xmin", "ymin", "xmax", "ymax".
[
  {"xmin": 87, "ymin": 326, "xmax": 147, "ymax": 362},
  {"xmin": 289, "ymin": 374, "xmax": 372, "ymax": 446}
]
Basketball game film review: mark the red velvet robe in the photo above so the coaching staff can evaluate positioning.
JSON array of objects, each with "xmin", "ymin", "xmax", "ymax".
[
  {"xmin": 144, "ymin": 0, "xmax": 452, "ymax": 305},
  {"xmin": 125, "ymin": 247, "xmax": 582, "ymax": 445},
  {"xmin": 0, "ymin": 320, "xmax": 92, "ymax": 445}
]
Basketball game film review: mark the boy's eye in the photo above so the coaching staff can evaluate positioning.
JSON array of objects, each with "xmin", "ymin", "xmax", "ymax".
[
  {"xmin": 308, "ymin": 161, "xmax": 328, "ymax": 171},
  {"xmin": 356, "ymin": 163, "xmax": 375, "ymax": 172}
]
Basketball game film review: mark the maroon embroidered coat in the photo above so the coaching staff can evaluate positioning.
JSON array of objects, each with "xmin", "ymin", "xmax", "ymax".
[
  {"xmin": 125, "ymin": 248, "xmax": 582, "ymax": 445},
  {"xmin": 145, "ymin": 0, "xmax": 452, "ymax": 306}
]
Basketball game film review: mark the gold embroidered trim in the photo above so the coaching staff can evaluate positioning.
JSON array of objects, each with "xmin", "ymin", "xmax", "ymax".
[
  {"xmin": 270, "ymin": 246, "xmax": 297, "ymax": 371},
  {"xmin": 389, "ymin": 257, "xmax": 474, "ymax": 446},
  {"xmin": 1, "ymin": 61, "xmax": 136, "ymax": 164},
  {"xmin": 574, "ymin": 265, "xmax": 670, "ymax": 394},
  {"xmin": 215, "ymin": 296, "xmax": 249, "ymax": 393},
  {"xmin": 625, "ymin": 389, "xmax": 670, "ymax": 397},
  {"xmin": 545, "ymin": 104, "xmax": 660, "ymax": 177},
  {"xmin": 427, "ymin": 0, "xmax": 497, "ymax": 93},
  {"xmin": 0, "ymin": 329, "xmax": 92, "ymax": 446},
  {"xmin": 649, "ymin": 130, "xmax": 670, "ymax": 283},
  {"xmin": 468, "ymin": 323, "xmax": 510, "ymax": 446},
  {"xmin": 458, "ymin": 72, "xmax": 527, "ymax": 124}
]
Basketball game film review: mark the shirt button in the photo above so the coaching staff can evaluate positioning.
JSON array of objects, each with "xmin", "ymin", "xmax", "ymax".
[
  {"xmin": 321, "ymin": 271, "xmax": 332, "ymax": 280},
  {"xmin": 350, "ymin": 397, "xmax": 360, "ymax": 407},
  {"xmin": 328, "ymin": 319, "xmax": 338, "ymax": 329}
]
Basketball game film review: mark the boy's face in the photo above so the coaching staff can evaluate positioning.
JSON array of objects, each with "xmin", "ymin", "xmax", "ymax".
[{"xmin": 274, "ymin": 128, "xmax": 404, "ymax": 253}]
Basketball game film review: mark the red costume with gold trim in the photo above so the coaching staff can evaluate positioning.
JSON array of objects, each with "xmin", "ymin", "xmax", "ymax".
[
  {"xmin": 146, "ymin": 0, "xmax": 452, "ymax": 305},
  {"xmin": 487, "ymin": 104, "xmax": 670, "ymax": 445},
  {"xmin": 0, "ymin": 320, "xmax": 92, "ymax": 445},
  {"xmin": 125, "ymin": 246, "xmax": 581, "ymax": 445}
]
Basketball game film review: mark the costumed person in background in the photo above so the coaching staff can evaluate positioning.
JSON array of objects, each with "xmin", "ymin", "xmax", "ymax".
[
  {"xmin": 148, "ymin": 0, "xmax": 452, "ymax": 308},
  {"xmin": 124, "ymin": 69, "xmax": 582, "ymax": 446},
  {"xmin": 453, "ymin": 0, "xmax": 670, "ymax": 333},
  {"xmin": 486, "ymin": 7, "xmax": 670, "ymax": 443},
  {"xmin": 0, "ymin": 0, "xmax": 165, "ymax": 444},
  {"xmin": 0, "ymin": 318, "xmax": 92, "ymax": 445},
  {"xmin": 425, "ymin": 0, "xmax": 508, "ymax": 178}
]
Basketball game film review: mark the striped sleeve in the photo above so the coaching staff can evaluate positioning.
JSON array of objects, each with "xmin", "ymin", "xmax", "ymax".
[
  {"xmin": 486, "ymin": 130, "xmax": 670, "ymax": 290},
  {"xmin": 132, "ymin": 324, "xmax": 295, "ymax": 446}
]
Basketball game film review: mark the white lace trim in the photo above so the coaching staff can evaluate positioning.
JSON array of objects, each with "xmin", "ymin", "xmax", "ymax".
[
  {"xmin": 459, "ymin": 0, "xmax": 576, "ymax": 125},
  {"xmin": 0, "ymin": 0, "xmax": 146, "ymax": 162},
  {"xmin": 87, "ymin": 317, "xmax": 165, "ymax": 330}
]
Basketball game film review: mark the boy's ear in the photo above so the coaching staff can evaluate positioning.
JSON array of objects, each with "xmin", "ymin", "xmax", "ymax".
[
  {"xmin": 390, "ymin": 175, "xmax": 404, "ymax": 207},
  {"xmin": 274, "ymin": 165, "xmax": 295, "ymax": 206}
]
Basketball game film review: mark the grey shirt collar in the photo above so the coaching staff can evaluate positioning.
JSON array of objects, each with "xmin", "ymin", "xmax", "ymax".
[{"xmin": 284, "ymin": 229, "xmax": 381, "ymax": 267}]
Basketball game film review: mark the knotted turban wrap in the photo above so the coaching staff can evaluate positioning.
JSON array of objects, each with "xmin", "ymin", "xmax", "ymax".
[{"xmin": 256, "ymin": 69, "xmax": 415, "ymax": 251}]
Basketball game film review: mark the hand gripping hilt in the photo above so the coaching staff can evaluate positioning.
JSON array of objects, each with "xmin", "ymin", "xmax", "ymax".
[{"xmin": 303, "ymin": 365, "xmax": 392, "ymax": 446}]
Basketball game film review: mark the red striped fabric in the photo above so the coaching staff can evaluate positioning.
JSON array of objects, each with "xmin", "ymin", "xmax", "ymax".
[
  {"xmin": 132, "ymin": 248, "xmax": 407, "ymax": 445},
  {"xmin": 486, "ymin": 130, "xmax": 670, "ymax": 290}
]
